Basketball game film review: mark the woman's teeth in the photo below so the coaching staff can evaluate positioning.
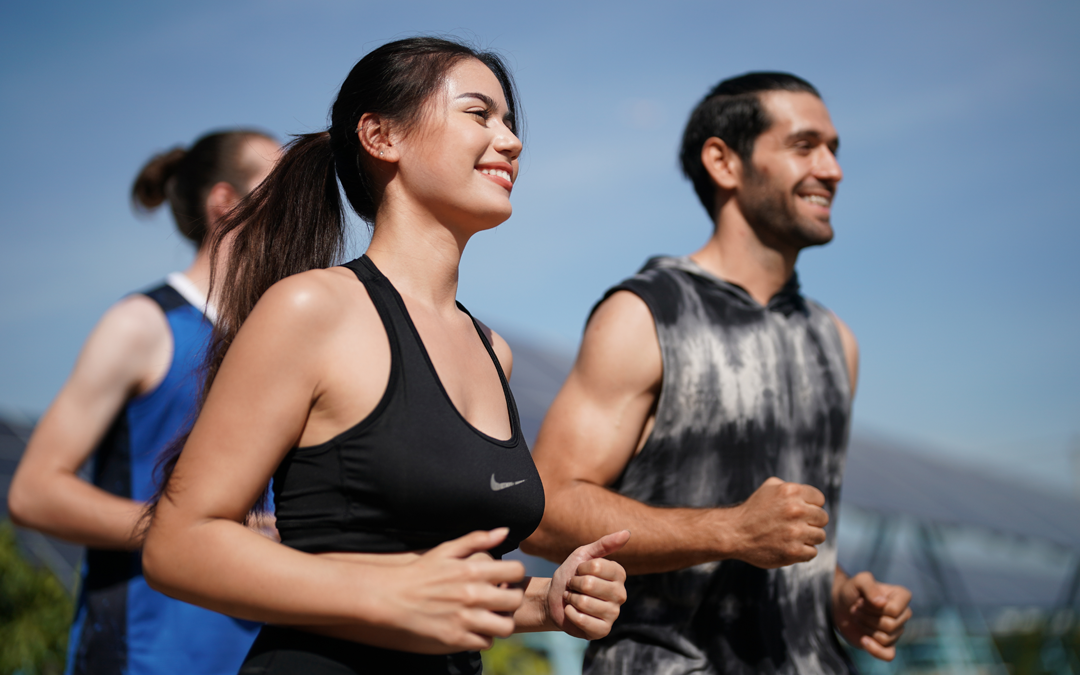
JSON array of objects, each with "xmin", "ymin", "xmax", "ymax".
[{"xmin": 481, "ymin": 168, "xmax": 511, "ymax": 183}]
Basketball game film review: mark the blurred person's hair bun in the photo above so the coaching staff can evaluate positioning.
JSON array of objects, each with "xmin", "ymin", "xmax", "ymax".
[{"xmin": 132, "ymin": 147, "xmax": 186, "ymax": 211}]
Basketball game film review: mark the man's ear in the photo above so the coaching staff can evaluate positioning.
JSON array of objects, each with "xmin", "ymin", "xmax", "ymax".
[
  {"xmin": 701, "ymin": 137, "xmax": 743, "ymax": 192},
  {"xmin": 205, "ymin": 181, "xmax": 241, "ymax": 226},
  {"xmin": 358, "ymin": 112, "xmax": 399, "ymax": 163}
]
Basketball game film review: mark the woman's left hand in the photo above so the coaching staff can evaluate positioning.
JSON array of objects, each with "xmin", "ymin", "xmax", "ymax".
[{"xmin": 546, "ymin": 530, "xmax": 630, "ymax": 640}]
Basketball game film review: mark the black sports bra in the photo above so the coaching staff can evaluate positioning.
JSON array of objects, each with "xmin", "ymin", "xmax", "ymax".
[{"xmin": 272, "ymin": 256, "xmax": 544, "ymax": 557}]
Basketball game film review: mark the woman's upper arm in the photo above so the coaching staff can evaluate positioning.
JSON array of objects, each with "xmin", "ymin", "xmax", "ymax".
[{"xmin": 159, "ymin": 273, "xmax": 348, "ymax": 524}]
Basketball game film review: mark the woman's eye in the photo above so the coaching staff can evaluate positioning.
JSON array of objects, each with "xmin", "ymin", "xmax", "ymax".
[{"xmin": 469, "ymin": 109, "xmax": 491, "ymax": 122}]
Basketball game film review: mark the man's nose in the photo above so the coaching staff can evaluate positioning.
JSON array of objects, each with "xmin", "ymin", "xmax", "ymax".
[{"xmin": 815, "ymin": 148, "xmax": 843, "ymax": 184}]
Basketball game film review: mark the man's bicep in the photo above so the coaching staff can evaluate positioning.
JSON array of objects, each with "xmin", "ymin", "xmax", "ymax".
[
  {"xmin": 829, "ymin": 312, "xmax": 859, "ymax": 397},
  {"xmin": 533, "ymin": 290, "xmax": 662, "ymax": 488}
]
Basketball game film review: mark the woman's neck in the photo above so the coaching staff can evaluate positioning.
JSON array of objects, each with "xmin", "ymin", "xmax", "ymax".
[
  {"xmin": 364, "ymin": 217, "xmax": 467, "ymax": 315},
  {"xmin": 183, "ymin": 245, "xmax": 213, "ymax": 299}
]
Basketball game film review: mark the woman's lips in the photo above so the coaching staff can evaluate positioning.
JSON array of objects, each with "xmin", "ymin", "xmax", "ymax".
[{"xmin": 478, "ymin": 165, "xmax": 513, "ymax": 191}]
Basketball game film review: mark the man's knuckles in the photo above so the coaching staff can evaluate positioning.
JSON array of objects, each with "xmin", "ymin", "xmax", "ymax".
[
  {"xmin": 575, "ymin": 558, "xmax": 607, "ymax": 577},
  {"xmin": 777, "ymin": 481, "xmax": 801, "ymax": 497},
  {"xmin": 781, "ymin": 502, "xmax": 807, "ymax": 520},
  {"xmin": 572, "ymin": 574, "xmax": 600, "ymax": 596},
  {"xmin": 777, "ymin": 541, "xmax": 817, "ymax": 563}
]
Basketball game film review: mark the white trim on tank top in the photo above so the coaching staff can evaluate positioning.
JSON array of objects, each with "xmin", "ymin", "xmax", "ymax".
[{"xmin": 165, "ymin": 271, "xmax": 218, "ymax": 326}]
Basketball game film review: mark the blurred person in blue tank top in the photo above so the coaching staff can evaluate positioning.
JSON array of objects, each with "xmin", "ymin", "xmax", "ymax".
[{"xmin": 8, "ymin": 129, "xmax": 281, "ymax": 675}]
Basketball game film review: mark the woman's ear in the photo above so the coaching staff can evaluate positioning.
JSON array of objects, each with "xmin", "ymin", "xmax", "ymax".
[
  {"xmin": 358, "ymin": 112, "xmax": 399, "ymax": 163},
  {"xmin": 205, "ymin": 181, "xmax": 241, "ymax": 228},
  {"xmin": 701, "ymin": 137, "xmax": 743, "ymax": 192}
]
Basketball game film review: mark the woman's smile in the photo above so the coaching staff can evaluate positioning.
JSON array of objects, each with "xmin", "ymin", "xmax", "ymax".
[{"xmin": 478, "ymin": 162, "xmax": 514, "ymax": 192}]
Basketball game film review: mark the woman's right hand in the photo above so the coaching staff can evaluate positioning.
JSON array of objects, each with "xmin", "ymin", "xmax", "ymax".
[{"xmin": 310, "ymin": 528, "xmax": 526, "ymax": 653}]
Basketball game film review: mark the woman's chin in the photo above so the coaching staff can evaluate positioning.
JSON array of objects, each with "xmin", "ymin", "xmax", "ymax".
[{"xmin": 468, "ymin": 205, "xmax": 513, "ymax": 233}]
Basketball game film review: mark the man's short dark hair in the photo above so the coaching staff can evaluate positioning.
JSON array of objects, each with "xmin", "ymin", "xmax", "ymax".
[{"xmin": 679, "ymin": 72, "xmax": 821, "ymax": 219}]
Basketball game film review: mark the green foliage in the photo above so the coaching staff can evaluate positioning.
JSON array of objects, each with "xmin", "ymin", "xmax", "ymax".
[
  {"xmin": 995, "ymin": 628, "xmax": 1080, "ymax": 675},
  {"xmin": 0, "ymin": 521, "xmax": 71, "ymax": 675},
  {"xmin": 482, "ymin": 635, "xmax": 551, "ymax": 675}
]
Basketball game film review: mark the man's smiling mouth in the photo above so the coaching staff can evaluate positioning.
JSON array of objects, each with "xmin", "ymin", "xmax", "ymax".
[{"xmin": 799, "ymin": 194, "xmax": 831, "ymax": 207}]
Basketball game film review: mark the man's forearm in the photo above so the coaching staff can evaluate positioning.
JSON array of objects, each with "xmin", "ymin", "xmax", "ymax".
[{"xmin": 523, "ymin": 480, "xmax": 736, "ymax": 575}]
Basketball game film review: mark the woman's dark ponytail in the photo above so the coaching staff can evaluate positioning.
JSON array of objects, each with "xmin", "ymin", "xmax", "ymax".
[
  {"xmin": 147, "ymin": 132, "xmax": 346, "ymax": 521},
  {"xmin": 205, "ymin": 132, "xmax": 347, "ymax": 387}
]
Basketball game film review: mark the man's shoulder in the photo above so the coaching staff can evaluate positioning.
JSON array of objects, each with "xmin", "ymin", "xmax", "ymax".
[
  {"xmin": 590, "ymin": 256, "xmax": 695, "ymax": 326},
  {"xmin": 801, "ymin": 295, "xmax": 831, "ymax": 315},
  {"xmin": 800, "ymin": 296, "xmax": 847, "ymax": 338},
  {"xmin": 607, "ymin": 256, "xmax": 705, "ymax": 300},
  {"xmin": 619, "ymin": 255, "xmax": 697, "ymax": 285}
]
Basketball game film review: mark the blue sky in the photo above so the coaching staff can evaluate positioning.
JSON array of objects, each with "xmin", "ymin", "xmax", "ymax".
[{"xmin": 1, "ymin": 1, "xmax": 1077, "ymax": 490}]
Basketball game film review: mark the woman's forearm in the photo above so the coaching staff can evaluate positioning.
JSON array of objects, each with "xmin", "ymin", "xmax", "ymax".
[
  {"xmin": 143, "ymin": 516, "xmax": 390, "ymax": 626},
  {"xmin": 144, "ymin": 518, "xmax": 529, "ymax": 653},
  {"xmin": 512, "ymin": 576, "xmax": 557, "ymax": 633}
]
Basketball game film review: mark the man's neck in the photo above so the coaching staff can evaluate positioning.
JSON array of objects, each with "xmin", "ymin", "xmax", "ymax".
[{"xmin": 689, "ymin": 211, "xmax": 798, "ymax": 307}]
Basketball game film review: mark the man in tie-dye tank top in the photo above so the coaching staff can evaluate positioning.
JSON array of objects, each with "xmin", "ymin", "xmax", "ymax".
[{"xmin": 524, "ymin": 73, "xmax": 912, "ymax": 674}]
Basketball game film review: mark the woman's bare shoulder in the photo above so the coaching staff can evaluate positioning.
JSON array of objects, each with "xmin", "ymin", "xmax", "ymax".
[{"xmin": 249, "ymin": 267, "xmax": 378, "ymax": 335}]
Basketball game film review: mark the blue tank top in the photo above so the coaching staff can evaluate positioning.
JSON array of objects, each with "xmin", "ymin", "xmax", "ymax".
[{"xmin": 66, "ymin": 280, "xmax": 261, "ymax": 675}]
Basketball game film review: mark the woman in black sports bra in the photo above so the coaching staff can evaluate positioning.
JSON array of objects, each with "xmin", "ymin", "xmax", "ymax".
[{"xmin": 142, "ymin": 37, "xmax": 629, "ymax": 674}]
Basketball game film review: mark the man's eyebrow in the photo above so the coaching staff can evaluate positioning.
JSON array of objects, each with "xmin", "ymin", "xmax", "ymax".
[
  {"xmin": 786, "ymin": 129, "xmax": 840, "ymax": 153},
  {"xmin": 456, "ymin": 92, "xmax": 496, "ymax": 108}
]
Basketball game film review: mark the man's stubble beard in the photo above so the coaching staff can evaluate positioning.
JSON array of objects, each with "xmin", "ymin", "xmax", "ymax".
[{"xmin": 739, "ymin": 164, "xmax": 834, "ymax": 252}]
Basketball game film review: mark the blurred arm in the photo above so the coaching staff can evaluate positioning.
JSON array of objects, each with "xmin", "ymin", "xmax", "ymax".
[
  {"xmin": 832, "ymin": 567, "xmax": 913, "ymax": 661},
  {"xmin": 7, "ymin": 295, "xmax": 171, "ymax": 549}
]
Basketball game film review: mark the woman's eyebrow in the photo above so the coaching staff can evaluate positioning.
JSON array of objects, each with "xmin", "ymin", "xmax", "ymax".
[{"xmin": 456, "ymin": 92, "xmax": 496, "ymax": 108}]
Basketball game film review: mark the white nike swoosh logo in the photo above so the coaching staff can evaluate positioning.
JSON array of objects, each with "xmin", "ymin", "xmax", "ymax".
[{"xmin": 490, "ymin": 474, "xmax": 527, "ymax": 491}]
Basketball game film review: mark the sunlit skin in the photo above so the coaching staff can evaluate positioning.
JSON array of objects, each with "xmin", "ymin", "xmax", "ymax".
[
  {"xmin": 6, "ymin": 136, "xmax": 280, "ymax": 550},
  {"xmin": 524, "ymin": 89, "xmax": 911, "ymax": 661},
  {"xmin": 141, "ymin": 59, "xmax": 628, "ymax": 654}
]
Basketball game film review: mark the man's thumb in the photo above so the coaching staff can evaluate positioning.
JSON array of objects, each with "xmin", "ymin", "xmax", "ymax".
[{"xmin": 578, "ymin": 530, "xmax": 631, "ymax": 561}]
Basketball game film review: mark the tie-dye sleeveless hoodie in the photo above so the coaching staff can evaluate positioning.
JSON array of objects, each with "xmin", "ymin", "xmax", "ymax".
[{"xmin": 585, "ymin": 256, "xmax": 856, "ymax": 675}]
